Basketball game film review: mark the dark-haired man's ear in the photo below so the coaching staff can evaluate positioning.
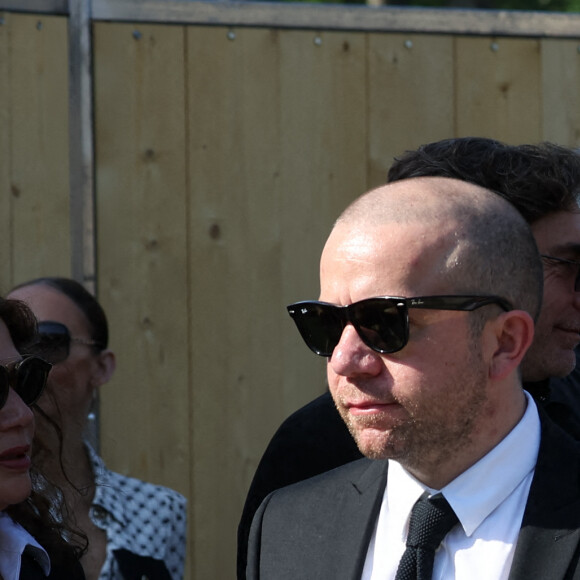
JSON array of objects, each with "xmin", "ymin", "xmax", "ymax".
[{"xmin": 486, "ymin": 310, "xmax": 534, "ymax": 382}]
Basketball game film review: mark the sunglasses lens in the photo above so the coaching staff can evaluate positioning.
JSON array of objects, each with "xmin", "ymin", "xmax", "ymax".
[
  {"xmin": 353, "ymin": 299, "xmax": 407, "ymax": 354},
  {"xmin": 28, "ymin": 322, "xmax": 70, "ymax": 364},
  {"xmin": 0, "ymin": 367, "xmax": 9, "ymax": 409},
  {"xmin": 14, "ymin": 356, "xmax": 52, "ymax": 405},
  {"xmin": 288, "ymin": 299, "xmax": 410, "ymax": 356},
  {"xmin": 288, "ymin": 303, "xmax": 344, "ymax": 356}
]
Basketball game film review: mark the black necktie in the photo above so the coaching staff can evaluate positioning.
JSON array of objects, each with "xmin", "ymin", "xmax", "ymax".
[{"xmin": 394, "ymin": 492, "xmax": 459, "ymax": 580}]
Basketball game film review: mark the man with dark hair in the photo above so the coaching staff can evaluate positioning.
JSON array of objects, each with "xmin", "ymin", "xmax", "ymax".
[
  {"xmin": 247, "ymin": 177, "xmax": 580, "ymax": 579},
  {"xmin": 388, "ymin": 138, "xmax": 580, "ymax": 225},
  {"xmin": 237, "ymin": 138, "xmax": 580, "ymax": 577},
  {"xmin": 389, "ymin": 139, "xmax": 580, "ymax": 386}
]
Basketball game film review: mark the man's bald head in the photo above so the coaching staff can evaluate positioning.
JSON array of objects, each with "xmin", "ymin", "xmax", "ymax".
[{"xmin": 334, "ymin": 177, "xmax": 543, "ymax": 320}]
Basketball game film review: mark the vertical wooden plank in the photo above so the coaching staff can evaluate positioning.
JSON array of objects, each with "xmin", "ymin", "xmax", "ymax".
[
  {"xmin": 93, "ymin": 18, "xmax": 190, "ymax": 569},
  {"xmin": 455, "ymin": 36, "xmax": 542, "ymax": 143},
  {"xmin": 542, "ymin": 39, "xmax": 580, "ymax": 147},
  {"xmin": 278, "ymin": 29, "xmax": 367, "ymax": 286},
  {"xmin": 186, "ymin": 25, "xmax": 284, "ymax": 578},
  {"xmin": 0, "ymin": 13, "xmax": 11, "ymax": 288},
  {"xmin": 278, "ymin": 28, "xmax": 367, "ymax": 411},
  {"xmin": 367, "ymin": 33, "xmax": 455, "ymax": 188},
  {"xmin": 186, "ymin": 25, "xmax": 367, "ymax": 577},
  {"xmin": 2, "ymin": 13, "xmax": 70, "ymax": 291}
]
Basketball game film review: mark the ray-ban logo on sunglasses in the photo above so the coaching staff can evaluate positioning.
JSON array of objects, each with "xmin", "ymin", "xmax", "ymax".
[{"xmin": 287, "ymin": 295, "xmax": 512, "ymax": 357}]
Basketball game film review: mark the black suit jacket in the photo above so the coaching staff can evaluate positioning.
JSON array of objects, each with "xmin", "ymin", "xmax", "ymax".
[
  {"xmin": 113, "ymin": 549, "xmax": 172, "ymax": 580},
  {"xmin": 20, "ymin": 551, "xmax": 85, "ymax": 580},
  {"xmin": 19, "ymin": 548, "xmax": 170, "ymax": 580},
  {"xmin": 237, "ymin": 391, "xmax": 362, "ymax": 577},
  {"xmin": 239, "ymin": 378, "xmax": 580, "ymax": 579},
  {"xmin": 247, "ymin": 412, "xmax": 580, "ymax": 579}
]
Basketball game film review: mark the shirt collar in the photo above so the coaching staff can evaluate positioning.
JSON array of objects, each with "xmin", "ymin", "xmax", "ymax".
[
  {"xmin": 388, "ymin": 391, "xmax": 540, "ymax": 539},
  {"xmin": 0, "ymin": 512, "xmax": 50, "ymax": 580},
  {"xmin": 85, "ymin": 441, "xmax": 128, "ymax": 526}
]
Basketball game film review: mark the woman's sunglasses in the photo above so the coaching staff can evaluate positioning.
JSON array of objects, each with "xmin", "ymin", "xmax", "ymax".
[
  {"xmin": 25, "ymin": 321, "xmax": 100, "ymax": 365},
  {"xmin": 287, "ymin": 294, "xmax": 513, "ymax": 357},
  {"xmin": 0, "ymin": 356, "xmax": 52, "ymax": 409}
]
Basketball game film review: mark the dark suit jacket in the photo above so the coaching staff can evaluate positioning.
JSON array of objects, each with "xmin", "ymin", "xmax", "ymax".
[
  {"xmin": 237, "ymin": 391, "xmax": 363, "ymax": 577},
  {"xmin": 239, "ymin": 377, "xmax": 580, "ymax": 579},
  {"xmin": 113, "ymin": 549, "xmax": 172, "ymax": 580},
  {"xmin": 20, "ymin": 551, "xmax": 85, "ymax": 579},
  {"xmin": 19, "ymin": 547, "xmax": 170, "ymax": 580},
  {"xmin": 247, "ymin": 412, "xmax": 580, "ymax": 579}
]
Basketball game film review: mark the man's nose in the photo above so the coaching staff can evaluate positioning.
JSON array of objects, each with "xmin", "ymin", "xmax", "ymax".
[{"xmin": 329, "ymin": 325, "xmax": 383, "ymax": 377}]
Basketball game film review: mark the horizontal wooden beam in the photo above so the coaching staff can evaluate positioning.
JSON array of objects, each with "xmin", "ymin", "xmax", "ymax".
[
  {"xmin": 91, "ymin": 0, "xmax": 580, "ymax": 38},
  {"xmin": 0, "ymin": 0, "xmax": 67, "ymax": 14},
  {"xmin": 1, "ymin": 0, "xmax": 580, "ymax": 39}
]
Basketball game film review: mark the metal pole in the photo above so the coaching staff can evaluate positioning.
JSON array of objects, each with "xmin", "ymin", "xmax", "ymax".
[{"xmin": 68, "ymin": 0, "xmax": 99, "ymax": 449}]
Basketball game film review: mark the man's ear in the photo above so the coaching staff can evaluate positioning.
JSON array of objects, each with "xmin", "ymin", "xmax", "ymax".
[
  {"xmin": 91, "ymin": 349, "xmax": 116, "ymax": 389},
  {"xmin": 486, "ymin": 310, "xmax": 535, "ymax": 381}
]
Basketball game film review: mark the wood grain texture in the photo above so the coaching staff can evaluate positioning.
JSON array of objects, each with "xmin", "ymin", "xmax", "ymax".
[
  {"xmin": 367, "ymin": 33, "xmax": 454, "ymax": 189},
  {"xmin": 455, "ymin": 36, "xmax": 542, "ymax": 143},
  {"xmin": 94, "ymin": 20, "xmax": 191, "ymax": 575},
  {"xmin": 542, "ymin": 39, "xmax": 580, "ymax": 147},
  {"xmin": 0, "ymin": 12, "xmax": 10, "ymax": 287},
  {"xmin": 2, "ymin": 13, "xmax": 70, "ymax": 290},
  {"xmin": 185, "ymin": 25, "xmax": 367, "ymax": 578},
  {"xmin": 94, "ymin": 18, "xmax": 190, "ymax": 502},
  {"xmin": 5, "ymin": 8, "xmax": 580, "ymax": 579}
]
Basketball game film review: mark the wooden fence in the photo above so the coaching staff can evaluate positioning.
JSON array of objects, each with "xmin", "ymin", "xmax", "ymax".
[{"xmin": 1, "ymin": 1, "xmax": 580, "ymax": 577}]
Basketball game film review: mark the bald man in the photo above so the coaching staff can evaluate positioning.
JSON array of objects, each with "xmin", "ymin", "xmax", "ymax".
[
  {"xmin": 238, "ymin": 140, "xmax": 580, "ymax": 579},
  {"xmin": 246, "ymin": 178, "xmax": 580, "ymax": 580}
]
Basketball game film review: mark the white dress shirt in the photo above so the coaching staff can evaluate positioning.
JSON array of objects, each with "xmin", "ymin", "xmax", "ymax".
[
  {"xmin": 362, "ymin": 391, "xmax": 541, "ymax": 580},
  {"xmin": 0, "ymin": 512, "xmax": 50, "ymax": 580}
]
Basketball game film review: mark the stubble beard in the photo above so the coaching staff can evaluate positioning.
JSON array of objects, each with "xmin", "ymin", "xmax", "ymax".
[
  {"xmin": 335, "ymin": 341, "xmax": 490, "ymax": 474},
  {"xmin": 522, "ymin": 334, "xmax": 576, "ymax": 380}
]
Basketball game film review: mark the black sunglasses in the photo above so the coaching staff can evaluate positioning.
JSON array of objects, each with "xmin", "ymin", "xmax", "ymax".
[
  {"xmin": 0, "ymin": 356, "xmax": 52, "ymax": 409},
  {"xmin": 541, "ymin": 254, "xmax": 580, "ymax": 292},
  {"xmin": 287, "ymin": 295, "xmax": 513, "ymax": 357},
  {"xmin": 25, "ymin": 321, "xmax": 100, "ymax": 365}
]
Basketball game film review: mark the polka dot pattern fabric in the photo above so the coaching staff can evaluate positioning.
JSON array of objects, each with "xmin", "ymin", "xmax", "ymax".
[{"xmin": 85, "ymin": 443, "xmax": 187, "ymax": 580}]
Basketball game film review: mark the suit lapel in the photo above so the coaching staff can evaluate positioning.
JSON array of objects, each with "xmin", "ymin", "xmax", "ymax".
[
  {"xmin": 248, "ymin": 457, "xmax": 389, "ymax": 579},
  {"xmin": 509, "ymin": 411, "xmax": 580, "ymax": 580},
  {"xmin": 335, "ymin": 459, "xmax": 390, "ymax": 579}
]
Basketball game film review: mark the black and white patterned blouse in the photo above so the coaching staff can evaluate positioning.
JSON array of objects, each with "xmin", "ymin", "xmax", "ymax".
[{"xmin": 86, "ymin": 443, "xmax": 187, "ymax": 580}]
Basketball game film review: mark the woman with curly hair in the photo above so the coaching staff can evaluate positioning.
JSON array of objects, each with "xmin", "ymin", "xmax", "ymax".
[
  {"xmin": 9, "ymin": 278, "xmax": 186, "ymax": 580},
  {"xmin": 0, "ymin": 296, "xmax": 85, "ymax": 579}
]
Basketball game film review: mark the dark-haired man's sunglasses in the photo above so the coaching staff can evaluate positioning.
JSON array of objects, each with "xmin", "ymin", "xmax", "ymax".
[
  {"xmin": 541, "ymin": 254, "xmax": 580, "ymax": 292},
  {"xmin": 287, "ymin": 295, "xmax": 513, "ymax": 357},
  {"xmin": 26, "ymin": 321, "xmax": 100, "ymax": 365},
  {"xmin": 0, "ymin": 356, "xmax": 52, "ymax": 409}
]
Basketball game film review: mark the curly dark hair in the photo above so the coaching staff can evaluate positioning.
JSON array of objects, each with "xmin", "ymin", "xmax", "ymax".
[
  {"xmin": 387, "ymin": 137, "xmax": 580, "ymax": 224},
  {"xmin": 0, "ymin": 297, "xmax": 87, "ymax": 568}
]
